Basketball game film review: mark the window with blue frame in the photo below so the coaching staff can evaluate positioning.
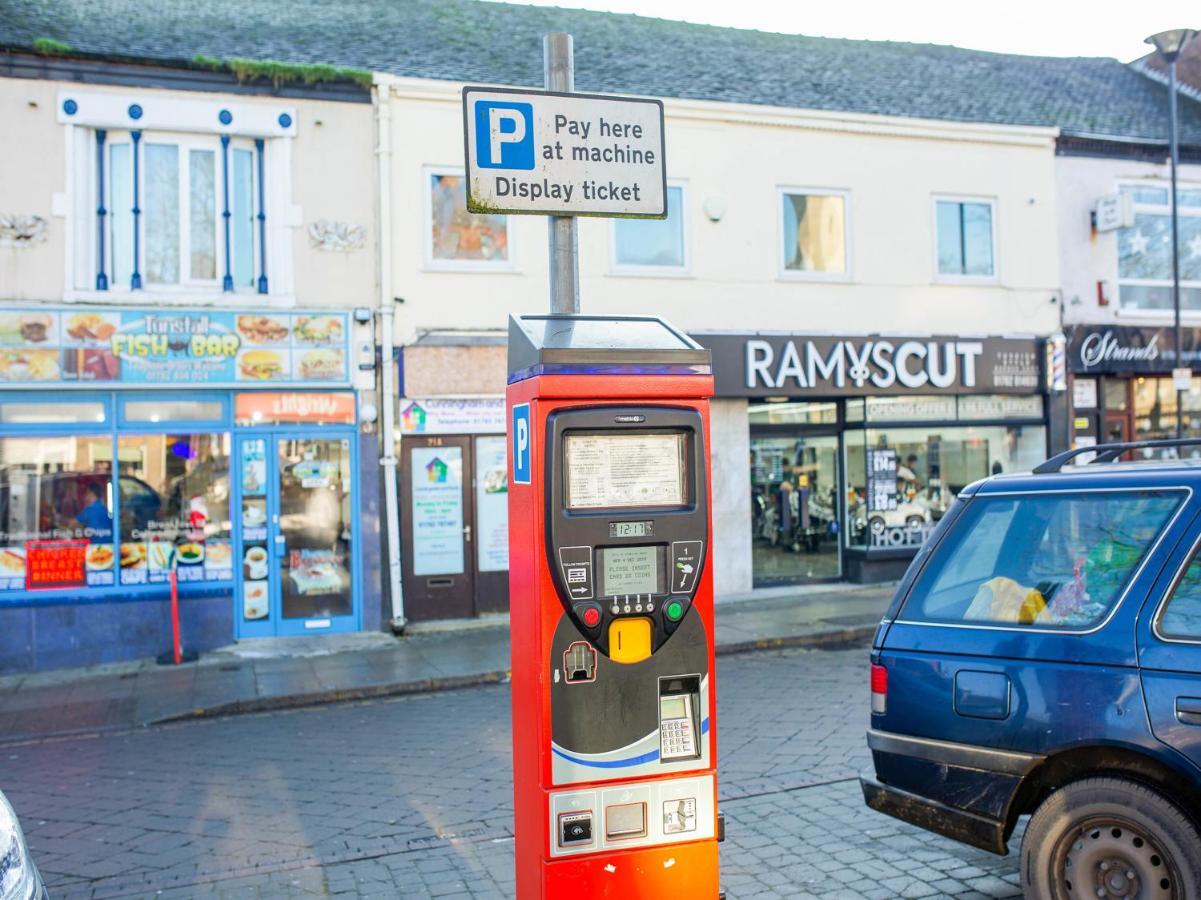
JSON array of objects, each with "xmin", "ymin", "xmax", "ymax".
[
  {"xmin": 0, "ymin": 396, "xmax": 234, "ymax": 595},
  {"xmin": 935, "ymin": 198, "xmax": 995, "ymax": 278},
  {"xmin": 612, "ymin": 185, "xmax": 686, "ymax": 270},
  {"xmin": 93, "ymin": 130, "xmax": 267, "ymax": 294}
]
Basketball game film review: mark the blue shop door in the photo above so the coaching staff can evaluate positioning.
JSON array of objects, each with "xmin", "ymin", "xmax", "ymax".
[
  {"xmin": 1138, "ymin": 512, "xmax": 1201, "ymax": 772},
  {"xmin": 236, "ymin": 432, "xmax": 358, "ymax": 638}
]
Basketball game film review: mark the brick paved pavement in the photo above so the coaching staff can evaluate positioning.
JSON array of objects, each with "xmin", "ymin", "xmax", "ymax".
[{"xmin": 0, "ymin": 647, "xmax": 1023, "ymax": 899}]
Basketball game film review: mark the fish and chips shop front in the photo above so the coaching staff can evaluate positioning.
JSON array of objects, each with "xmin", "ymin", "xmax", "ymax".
[{"xmin": 0, "ymin": 306, "xmax": 367, "ymax": 674}]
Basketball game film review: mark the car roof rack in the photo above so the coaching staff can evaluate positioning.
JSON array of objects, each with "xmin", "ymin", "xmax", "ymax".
[{"xmin": 1033, "ymin": 438, "xmax": 1201, "ymax": 474}]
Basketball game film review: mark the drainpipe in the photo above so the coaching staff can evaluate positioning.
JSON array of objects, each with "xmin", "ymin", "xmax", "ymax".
[{"xmin": 375, "ymin": 78, "xmax": 405, "ymax": 633}]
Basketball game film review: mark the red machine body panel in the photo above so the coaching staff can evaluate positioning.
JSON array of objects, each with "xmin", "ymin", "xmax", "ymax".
[{"xmin": 508, "ymin": 345, "xmax": 720, "ymax": 899}]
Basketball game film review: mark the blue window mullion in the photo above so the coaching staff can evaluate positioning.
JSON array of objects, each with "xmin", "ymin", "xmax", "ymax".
[
  {"xmin": 130, "ymin": 130, "xmax": 143, "ymax": 289},
  {"xmin": 255, "ymin": 139, "xmax": 268, "ymax": 294},
  {"xmin": 221, "ymin": 135, "xmax": 233, "ymax": 292},
  {"xmin": 95, "ymin": 129, "xmax": 108, "ymax": 291}
]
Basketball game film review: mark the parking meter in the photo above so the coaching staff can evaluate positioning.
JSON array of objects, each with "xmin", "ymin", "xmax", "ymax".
[{"xmin": 507, "ymin": 314, "xmax": 720, "ymax": 898}]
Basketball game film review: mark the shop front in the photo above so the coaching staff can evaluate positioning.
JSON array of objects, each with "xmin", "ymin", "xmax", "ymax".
[
  {"xmin": 1067, "ymin": 324, "xmax": 1201, "ymax": 455},
  {"xmin": 396, "ymin": 396, "xmax": 508, "ymax": 621},
  {"xmin": 697, "ymin": 332, "xmax": 1048, "ymax": 585},
  {"xmin": 0, "ymin": 307, "xmax": 364, "ymax": 673}
]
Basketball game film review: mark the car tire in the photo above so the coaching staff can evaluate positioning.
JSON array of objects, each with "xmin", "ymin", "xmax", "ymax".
[
  {"xmin": 1020, "ymin": 776, "xmax": 1201, "ymax": 900},
  {"xmin": 905, "ymin": 515, "xmax": 925, "ymax": 530}
]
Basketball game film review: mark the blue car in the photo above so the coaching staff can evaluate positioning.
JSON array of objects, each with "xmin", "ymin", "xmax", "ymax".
[{"xmin": 862, "ymin": 440, "xmax": 1201, "ymax": 898}]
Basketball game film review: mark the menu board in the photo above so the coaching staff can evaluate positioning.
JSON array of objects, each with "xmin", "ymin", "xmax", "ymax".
[
  {"xmin": 26, "ymin": 540, "xmax": 88, "ymax": 589},
  {"xmin": 866, "ymin": 449, "xmax": 899, "ymax": 513},
  {"xmin": 565, "ymin": 433, "xmax": 686, "ymax": 510},
  {"xmin": 0, "ymin": 308, "xmax": 350, "ymax": 386}
]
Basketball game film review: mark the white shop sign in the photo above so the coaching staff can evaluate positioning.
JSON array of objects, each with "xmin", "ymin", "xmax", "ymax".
[
  {"xmin": 400, "ymin": 398, "xmax": 505, "ymax": 435},
  {"xmin": 462, "ymin": 86, "xmax": 666, "ymax": 217}
]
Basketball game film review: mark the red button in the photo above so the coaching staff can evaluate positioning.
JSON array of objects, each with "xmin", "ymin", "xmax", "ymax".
[{"xmin": 582, "ymin": 607, "xmax": 601, "ymax": 628}]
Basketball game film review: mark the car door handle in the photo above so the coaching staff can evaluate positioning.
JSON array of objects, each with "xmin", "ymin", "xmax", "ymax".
[{"xmin": 1176, "ymin": 697, "xmax": 1201, "ymax": 726}]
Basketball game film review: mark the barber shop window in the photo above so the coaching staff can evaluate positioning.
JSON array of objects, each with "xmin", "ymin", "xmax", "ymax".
[
  {"xmin": 612, "ymin": 184, "xmax": 686, "ymax": 273},
  {"xmin": 935, "ymin": 197, "xmax": 995, "ymax": 279},
  {"xmin": 901, "ymin": 490, "xmax": 1182, "ymax": 630},
  {"xmin": 425, "ymin": 168, "xmax": 511, "ymax": 269},
  {"xmin": 779, "ymin": 188, "xmax": 848, "ymax": 278},
  {"xmin": 1116, "ymin": 184, "xmax": 1201, "ymax": 311}
]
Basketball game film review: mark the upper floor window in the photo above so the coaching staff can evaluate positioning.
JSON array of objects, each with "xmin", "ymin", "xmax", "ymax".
[
  {"xmin": 95, "ymin": 130, "xmax": 265, "ymax": 295},
  {"xmin": 935, "ymin": 197, "xmax": 995, "ymax": 279},
  {"xmin": 425, "ymin": 169, "xmax": 511, "ymax": 270},
  {"xmin": 1117, "ymin": 184, "xmax": 1201, "ymax": 313},
  {"xmin": 611, "ymin": 184, "xmax": 687, "ymax": 274},
  {"xmin": 779, "ymin": 188, "xmax": 848, "ymax": 278}
]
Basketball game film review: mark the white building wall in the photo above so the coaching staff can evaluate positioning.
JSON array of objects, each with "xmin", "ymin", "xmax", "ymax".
[
  {"xmin": 1057, "ymin": 153, "xmax": 1201, "ymax": 327},
  {"xmin": 384, "ymin": 77, "xmax": 1063, "ymax": 342}
]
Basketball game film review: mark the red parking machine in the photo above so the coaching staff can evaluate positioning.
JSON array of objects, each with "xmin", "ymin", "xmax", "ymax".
[{"xmin": 507, "ymin": 314, "xmax": 721, "ymax": 898}]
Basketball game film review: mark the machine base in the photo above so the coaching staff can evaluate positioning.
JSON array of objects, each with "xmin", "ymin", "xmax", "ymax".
[{"xmin": 541, "ymin": 840, "xmax": 720, "ymax": 899}]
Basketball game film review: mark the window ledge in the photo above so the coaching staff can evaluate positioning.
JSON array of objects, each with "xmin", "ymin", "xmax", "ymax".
[
  {"xmin": 65, "ymin": 290, "xmax": 297, "ymax": 308},
  {"xmin": 421, "ymin": 262, "xmax": 518, "ymax": 274},
  {"xmin": 1115, "ymin": 307, "xmax": 1201, "ymax": 321},
  {"xmin": 607, "ymin": 266, "xmax": 694, "ymax": 279},
  {"xmin": 777, "ymin": 271, "xmax": 852, "ymax": 284},
  {"xmin": 932, "ymin": 275, "xmax": 999, "ymax": 286}
]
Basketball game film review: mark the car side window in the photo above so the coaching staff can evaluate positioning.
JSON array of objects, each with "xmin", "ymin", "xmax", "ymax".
[
  {"xmin": 1160, "ymin": 553, "xmax": 1201, "ymax": 640},
  {"xmin": 903, "ymin": 490, "xmax": 1182, "ymax": 630}
]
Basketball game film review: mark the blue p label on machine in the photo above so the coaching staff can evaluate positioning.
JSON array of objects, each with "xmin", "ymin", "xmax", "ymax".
[
  {"xmin": 512, "ymin": 402, "xmax": 531, "ymax": 484},
  {"xmin": 475, "ymin": 101, "xmax": 535, "ymax": 170}
]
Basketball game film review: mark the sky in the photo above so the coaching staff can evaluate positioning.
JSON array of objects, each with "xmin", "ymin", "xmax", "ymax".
[{"xmin": 511, "ymin": 0, "xmax": 1198, "ymax": 62}]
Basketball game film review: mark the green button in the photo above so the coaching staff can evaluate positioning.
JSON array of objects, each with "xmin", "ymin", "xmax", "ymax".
[{"xmin": 665, "ymin": 600, "xmax": 684, "ymax": 622}]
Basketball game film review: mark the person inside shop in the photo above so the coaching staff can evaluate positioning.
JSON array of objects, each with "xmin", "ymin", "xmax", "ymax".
[
  {"xmin": 897, "ymin": 453, "xmax": 922, "ymax": 500},
  {"xmin": 76, "ymin": 483, "xmax": 113, "ymax": 541}
]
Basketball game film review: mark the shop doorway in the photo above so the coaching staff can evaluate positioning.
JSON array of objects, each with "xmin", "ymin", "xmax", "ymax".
[
  {"xmin": 400, "ymin": 435, "xmax": 510, "ymax": 621},
  {"xmin": 749, "ymin": 433, "xmax": 842, "ymax": 585},
  {"xmin": 235, "ymin": 432, "xmax": 358, "ymax": 637}
]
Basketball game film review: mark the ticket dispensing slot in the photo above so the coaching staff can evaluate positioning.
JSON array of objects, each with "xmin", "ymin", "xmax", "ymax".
[{"xmin": 659, "ymin": 675, "xmax": 702, "ymax": 761}]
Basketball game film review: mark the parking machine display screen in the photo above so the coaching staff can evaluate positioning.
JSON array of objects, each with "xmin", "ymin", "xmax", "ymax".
[
  {"xmin": 564, "ymin": 432, "xmax": 687, "ymax": 510},
  {"xmin": 600, "ymin": 546, "xmax": 663, "ymax": 596}
]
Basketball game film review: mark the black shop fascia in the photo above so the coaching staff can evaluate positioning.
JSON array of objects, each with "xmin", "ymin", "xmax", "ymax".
[
  {"xmin": 1065, "ymin": 324, "xmax": 1201, "ymax": 451},
  {"xmin": 692, "ymin": 332, "xmax": 1048, "ymax": 584}
]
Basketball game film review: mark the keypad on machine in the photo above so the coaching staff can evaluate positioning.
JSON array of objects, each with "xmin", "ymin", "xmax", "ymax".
[{"xmin": 661, "ymin": 719, "xmax": 694, "ymax": 756}]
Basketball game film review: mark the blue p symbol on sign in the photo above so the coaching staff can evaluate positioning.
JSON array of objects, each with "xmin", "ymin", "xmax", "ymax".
[
  {"xmin": 512, "ymin": 403, "xmax": 531, "ymax": 484},
  {"xmin": 475, "ymin": 101, "xmax": 535, "ymax": 170}
]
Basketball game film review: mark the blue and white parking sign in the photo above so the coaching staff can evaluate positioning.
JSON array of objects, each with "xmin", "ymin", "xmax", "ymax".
[
  {"xmin": 511, "ymin": 402, "xmax": 531, "ymax": 485},
  {"xmin": 474, "ymin": 101, "xmax": 535, "ymax": 170},
  {"xmin": 462, "ymin": 86, "xmax": 666, "ymax": 218}
]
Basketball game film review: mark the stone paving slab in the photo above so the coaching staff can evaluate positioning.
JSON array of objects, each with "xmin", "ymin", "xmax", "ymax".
[
  {"xmin": 0, "ymin": 583, "xmax": 894, "ymax": 745},
  {"xmin": 0, "ymin": 645, "xmax": 1024, "ymax": 899}
]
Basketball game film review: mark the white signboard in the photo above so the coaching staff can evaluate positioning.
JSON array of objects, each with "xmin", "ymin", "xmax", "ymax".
[
  {"xmin": 1094, "ymin": 193, "xmax": 1134, "ymax": 232},
  {"xmin": 400, "ymin": 398, "xmax": 505, "ymax": 435},
  {"xmin": 474, "ymin": 436, "xmax": 509, "ymax": 573},
  {"xmin": 462, "ymin": 86, "xmax": 666, "ymax": 217},
  {"xmin": 564, "ymin": 433, "xmax": 685, "ymax": 509},
  {"xmin": 410, "ymin": 446, "xmax": 465, "ymax": 576}
]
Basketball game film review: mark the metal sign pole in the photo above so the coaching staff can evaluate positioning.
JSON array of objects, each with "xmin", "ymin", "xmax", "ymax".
[{"xmin": 544, "ymin": 33, "xmax": 580, "ymax": 314}]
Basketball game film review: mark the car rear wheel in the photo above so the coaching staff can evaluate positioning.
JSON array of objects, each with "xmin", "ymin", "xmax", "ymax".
[{"xmin": 1020, "ymin": 776, "xmax": 1201, "ymax": 900}]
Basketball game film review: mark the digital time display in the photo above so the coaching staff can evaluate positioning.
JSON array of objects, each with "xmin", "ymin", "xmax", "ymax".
[{"xmin": 609, "ymin": 521, "xmax": 653, "ymax": 538}]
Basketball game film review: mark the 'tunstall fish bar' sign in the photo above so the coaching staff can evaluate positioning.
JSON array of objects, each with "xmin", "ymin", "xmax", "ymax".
[{"xmin": 0, "ymin": 308, "xmax": 351, "ymax": 387}]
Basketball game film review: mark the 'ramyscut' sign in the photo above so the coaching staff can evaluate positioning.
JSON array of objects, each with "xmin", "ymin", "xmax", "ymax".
[{"xmin": 462, "ymin": 87, "xmax": 666, "ymax": 218}]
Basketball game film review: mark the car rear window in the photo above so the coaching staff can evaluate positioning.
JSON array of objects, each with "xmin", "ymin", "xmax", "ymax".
[{"xmin": 901, "ymin": 490, "xmax": 1183, "ymax": 630}]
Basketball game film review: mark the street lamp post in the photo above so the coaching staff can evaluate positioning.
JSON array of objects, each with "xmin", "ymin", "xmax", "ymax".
[{"xmin": 1146, "ymin": 28, "xmax": 1198, "ymax": 440}]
